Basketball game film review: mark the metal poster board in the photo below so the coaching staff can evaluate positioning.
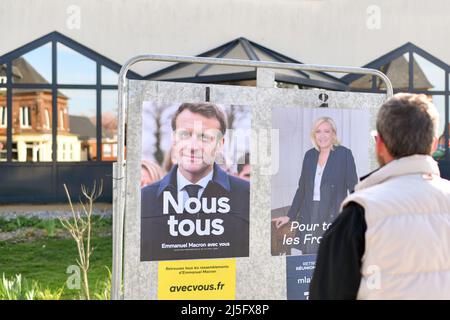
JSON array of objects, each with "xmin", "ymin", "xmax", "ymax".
[{"xmin": 113, "ymin": 55, "xmax": 392, "ymax": 300}]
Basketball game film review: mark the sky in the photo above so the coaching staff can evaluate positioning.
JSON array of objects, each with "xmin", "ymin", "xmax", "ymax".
[{"xmin": 19, "ymin": 42, "xmax": 118, "ymax": 118}]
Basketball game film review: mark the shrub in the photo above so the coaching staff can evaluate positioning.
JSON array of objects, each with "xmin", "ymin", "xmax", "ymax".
[
  {"xmin": 0, "ymin": 274, "xmax": 34, "ymax": 300},
  {"xmin": 0, "ymin": 273, "xmax": 65, "ymax": 300}
]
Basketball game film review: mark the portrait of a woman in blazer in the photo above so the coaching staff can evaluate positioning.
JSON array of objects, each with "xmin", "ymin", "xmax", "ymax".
[{"xmin": 272, "ymin": 116, "xmax": 358, "ymax": 254}]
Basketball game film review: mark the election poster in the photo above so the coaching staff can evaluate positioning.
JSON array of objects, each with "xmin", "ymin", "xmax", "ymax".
[
  {"xmin": 286, "ymin": 255, "xmax": 316, "ymax": 300},
  {"xmin": 140, "ymin": 101, "xmax": 251, "ymax": 261},
  {"xmin": 271, "ymin": 107, "xmax": 370, "ymax": 256}
]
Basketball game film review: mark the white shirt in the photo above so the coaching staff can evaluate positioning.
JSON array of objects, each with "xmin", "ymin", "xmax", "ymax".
[
  {"xmin": 177, "ymin": 168, "xmax": 214, "ymax": 205},
  {"xmin": 313, "ymin": 163, "xmax": 325, "ymax": 201}
]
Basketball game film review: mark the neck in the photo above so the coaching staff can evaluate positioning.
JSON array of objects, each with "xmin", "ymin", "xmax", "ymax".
[
  {"xmin": 179, "ymin": 165, "xmax": 214, "ymax": 184},
  {"xmin": 319, "ymin": 146, "xmax": 332, "ymax": 154},
  {"xmin": 379, "ymin": 157, "xmax": 394, "ymax": 167},
  {"xmin": 378, "ymin": 151, "xmax": 395, "ymax": 167}
]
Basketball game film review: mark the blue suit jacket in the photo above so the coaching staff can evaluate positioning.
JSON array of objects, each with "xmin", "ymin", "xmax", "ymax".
[{"xmin": 141, "ymin": 163, "xmax": 249, "ymax": 261}]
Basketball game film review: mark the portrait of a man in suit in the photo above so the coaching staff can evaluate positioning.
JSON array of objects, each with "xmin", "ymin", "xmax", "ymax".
[{"xmin": 141, "ymin": 102, "xmax": 250, "ymax": 261}]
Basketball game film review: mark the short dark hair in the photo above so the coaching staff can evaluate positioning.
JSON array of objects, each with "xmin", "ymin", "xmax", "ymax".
[
  {"xmin": 376, "ymin": 93, "xmax": 439, "ymax": 158},
  {"xmin": 171, "ymin": 102, "xmax": 227, "ymax": 135}
]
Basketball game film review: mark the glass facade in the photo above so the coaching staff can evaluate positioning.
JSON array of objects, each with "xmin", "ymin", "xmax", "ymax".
[
  {"xmin": 0, "ymin": 89, "xmax": 7, "ymax": 161},
  {"xmin": 12, "ymin": 88, "xmax": 53, "ymax": 162},
  {"xmin": 0, "ymin": 35, "xmax": 128, "ymax": 164},
  {"xmin": 348, "ymin": 46, "xmax": 450, "ymax": 161},
  {"xmin": 57, "ymin": 89, "xmax": 96, "ymax": 161},
  {"xmin": 0, "ymin": 33, "xmax": 448, "ymax": 202},
  {"xmin": 101, "ymin": 89, "xmax": 118, "ymax": 161}
]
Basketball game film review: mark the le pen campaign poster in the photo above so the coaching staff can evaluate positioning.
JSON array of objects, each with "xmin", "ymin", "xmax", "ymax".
[
  {"xmin": 271, "ymin": 107, "xmax": 370, "ymax": 256},
  {"xmin": 140, "ymin": 101, "xmax": 251, "ymax": 261}
]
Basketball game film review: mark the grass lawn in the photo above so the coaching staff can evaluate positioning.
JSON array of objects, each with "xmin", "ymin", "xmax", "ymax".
[{"xmin": 0, "ymin": 218, "xmax": 112, "ymax": 299}]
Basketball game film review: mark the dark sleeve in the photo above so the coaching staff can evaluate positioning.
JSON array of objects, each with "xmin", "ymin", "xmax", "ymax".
[
  {"xmin": 346, "ymin": 149, "xmax": 358, "ymax": 192},
  {"xmin": 287, "ymin": 154, "xmax": 308, "ymax": 220},
  {"xmin": 309, "ymin": 202, "xmax": 366, "ymax": 300}
]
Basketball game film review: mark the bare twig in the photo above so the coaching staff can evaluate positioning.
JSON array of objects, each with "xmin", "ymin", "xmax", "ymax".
[{"xmin": 59, "ymin": 180, "xmax": 103, "ymax": 300}]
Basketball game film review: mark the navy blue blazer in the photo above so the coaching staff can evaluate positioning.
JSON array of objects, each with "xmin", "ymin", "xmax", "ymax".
[
  {"xmin": 141, "ymin": 163, "xmax": 250, "ymax": 261},
  {"xmin": 287, "ymin": 145, "xmax": 358, "ymax": 227}
]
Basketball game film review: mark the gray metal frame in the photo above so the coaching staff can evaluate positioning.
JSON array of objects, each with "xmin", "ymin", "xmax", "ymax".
[{"xmin": 113, "ymin": 54, "xmax": 393, "ymax": 300}]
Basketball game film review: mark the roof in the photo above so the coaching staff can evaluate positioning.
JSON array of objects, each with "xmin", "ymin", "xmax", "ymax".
[
  {"xmin": 67, "ymin": 115, "xmax": 115, "ymax": 140},
  {"xmin": 1, "ymin": 57, "xmax": 50, "ymax": 84},
  {"xmin": 341, "ymin": 42, "xmax": 447, "ymax": 90},
  {"xmin": 11, "ymin": 57, "xmax": 49, "ymax": 84},
  {"xmin": 68, "ymin": 115, "xmax": 96, "ymax": 140},
  {"xmin": 1, "ymin": 57, "xmax": 68, "ymax": 98},
  {"xmin": 144, "ymin": 37, "xmax": 348, "ymax": 91},
  {"xmin": 349, "ymin": 54, "xmax": 432, "ymax": 90},
  {"xmin": 0, "ymin": 64, "xmax": 22, "ymax": 79}
]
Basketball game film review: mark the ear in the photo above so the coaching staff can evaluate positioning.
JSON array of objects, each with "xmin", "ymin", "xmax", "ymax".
[
  {"xmin": 376, "ymin": 135, "xmax": 394, "ymax": 163},
  {"xmin": 375, "ymin": 134, "xmax": 383, "ymax": 154},
  {"xmin": 375, "ymin": 134, "xmax": 387, "ymax": 159},
  {"xmin": 431, "ymin": 137, "xmax": 439, "ymax": 153}
]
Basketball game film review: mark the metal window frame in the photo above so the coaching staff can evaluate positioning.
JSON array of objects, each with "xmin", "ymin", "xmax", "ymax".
[
  {"xmin": 0, "ymin": 31, "xmax": 142, "ymax": 164},
  {"xmin": 342, "ymin": 42, "xmax": 450, "ymax": 161}
]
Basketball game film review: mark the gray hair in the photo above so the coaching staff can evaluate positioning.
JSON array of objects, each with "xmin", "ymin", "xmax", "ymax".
[{"xmin": 376, "ymin": 93, "xmax": 439, "ymax": 158}]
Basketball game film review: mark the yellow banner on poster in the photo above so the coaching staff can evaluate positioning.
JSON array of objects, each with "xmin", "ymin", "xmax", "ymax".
[{"xmin": 158, "ymin": 259, "xmax": 236, "ymax": 300}]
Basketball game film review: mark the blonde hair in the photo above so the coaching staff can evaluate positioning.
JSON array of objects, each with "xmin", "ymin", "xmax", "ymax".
[
  {"xmin": 142, "ymin": 160, "xmax": 165, "ymax": 184},
  {"xmin": 310, "ymin": 116, "xmax": 340, "ymax": 151}
]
